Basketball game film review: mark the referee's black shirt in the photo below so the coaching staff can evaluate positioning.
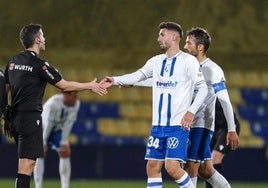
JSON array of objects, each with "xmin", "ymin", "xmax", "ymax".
[{"xmin": 4, "ymin": 50, "xmax": 62, "ymax": 112}]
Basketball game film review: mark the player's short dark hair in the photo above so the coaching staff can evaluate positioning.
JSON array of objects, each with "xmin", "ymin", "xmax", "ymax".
[
  {"xmin": 159, "ymin": 22, "xmax": 183, "ymax": 38},
  {"xmin": 19, "ymin": 23, "xmax": 42, "ymax": 49},
  {"xmin": 186, "ymin": 27, "xmax": 211, "ymax": 52}
]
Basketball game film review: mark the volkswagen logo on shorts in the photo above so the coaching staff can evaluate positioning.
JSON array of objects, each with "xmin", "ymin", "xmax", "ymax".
[{"xmin": 167, "ymin": 137, "xmax": 179, "ymax": 149}]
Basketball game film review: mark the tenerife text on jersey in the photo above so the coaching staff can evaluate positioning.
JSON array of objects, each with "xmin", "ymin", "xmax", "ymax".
[{"xmin": 156, "ymin": 81, "xmax": 178, "ymax": 89}]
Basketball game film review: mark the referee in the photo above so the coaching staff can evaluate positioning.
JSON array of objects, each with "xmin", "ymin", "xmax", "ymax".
[
  {"xmin": 205, "ymin": 98, "xmax": 240, "ymax": 188},
  {"xmin": 4, "ymin": 23, "xmax": 107, "ymax": 188}
]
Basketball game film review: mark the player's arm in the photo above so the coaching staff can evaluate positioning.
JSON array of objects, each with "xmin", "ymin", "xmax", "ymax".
[
  {"xmin": 186, "ymin": 57, "xmax": 208, "ymax": 114},
  {"xmin": 60, "ymin": 102, "xmax": 80, "ymax": 145},
  {"xmin": 214, "ymin": 82, "xmax": 236, "ymax": 132},
  {"xmin": 100, "ymin": 58, "xmax": 153, "ymax": 88},
  {"xmin": 100, "ymin": 70, "xmax": 149, "ymax": 88},
  {"xmin": 42, "ymin": 107, "xmax": 56, "ymax": 146},
  {"xmin": 181, "ymin": 58, "xmax": 208, "ymax": 129},
  {"xmin": 61, "ymin": 119, "xmax": 75, "ymax": 145},
  {"xmin": 133, "ymin": 78, "xmax": 153, "ymax": 87},
  {"xmin": 188, "ymin": 81, "xmax": 208, "ymax": 114},
  {"xmin": 181, "ymin": 82, "xmax": 208, "ymax": 129},
  {"xmin": 119, "ymin": 77, "xmax": 153, "ymax": 88},
  {"xmin": 114, "ymin": 70, "xmax": 148, "ymax": 85},
  {"xmin": 214, "ymin": 81, "xmax": 239, "ymax": 150},
  {"xmin": 43, "ymin": 122, "xmax": 53, "ymax": 146}
]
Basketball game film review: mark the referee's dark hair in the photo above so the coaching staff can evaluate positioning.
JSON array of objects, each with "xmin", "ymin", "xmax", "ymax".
[{"xmin": 19, "ymin": 23, "xmax": 42, "ymax": 49}]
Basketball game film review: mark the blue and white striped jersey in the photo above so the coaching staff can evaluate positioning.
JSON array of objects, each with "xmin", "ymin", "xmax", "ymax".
[{"xmin": 114, "ymin": 51, "xmax": 207, "ymax": 126}]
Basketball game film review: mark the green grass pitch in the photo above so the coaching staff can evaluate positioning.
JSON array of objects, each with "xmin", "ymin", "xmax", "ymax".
[{"xmin": 0, "ymin": 179, "xmax": 267, "ymax": 187}]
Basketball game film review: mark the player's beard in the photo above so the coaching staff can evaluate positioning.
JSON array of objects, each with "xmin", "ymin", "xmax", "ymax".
[
  {"xmin": 184, "ymin": 49, "xmax": 197, "ymax": 57},
  {"xmin": 159, "ymin": 41, "xmax": 171, "ymax": 52},
  {"xmin": 189, "ymin": 50, "xmax": 198, "ymax": 57},
  {"xmin": 159, "ymin": 44, "xmax": 168, "ymax": 52}
]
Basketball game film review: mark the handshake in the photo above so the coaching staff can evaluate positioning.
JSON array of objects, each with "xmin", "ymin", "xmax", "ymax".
[{"xmin": 88, "ymin": 76, "xmax": 114, "ymax": 96}]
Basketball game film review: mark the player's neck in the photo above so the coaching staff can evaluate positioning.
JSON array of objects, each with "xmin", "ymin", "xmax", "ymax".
[
  {"xmin": 196, "ymin": 54, "xmax": 207, "ymax": 63},
  {"xmin": 166, "ymin": 47, "xmax": 180, "ymax": 58}
]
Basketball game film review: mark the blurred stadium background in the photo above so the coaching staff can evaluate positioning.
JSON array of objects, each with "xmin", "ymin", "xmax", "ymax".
[{"xmin": 0, "ymin": 0, "xmax": 268, "ymax": 186}]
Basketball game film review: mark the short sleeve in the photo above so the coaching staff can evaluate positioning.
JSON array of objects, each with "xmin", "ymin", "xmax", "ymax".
[{"xmin": 38, "ymin": 61, "xmax": 62, "ymax": 85}]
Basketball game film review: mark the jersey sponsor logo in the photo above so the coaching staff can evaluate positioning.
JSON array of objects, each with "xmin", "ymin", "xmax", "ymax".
[
  {"xmin": 156, "ymin": 81, "xmax": 178, "ymax": 89},
  {"xmin": 42, "ymin": 65, "xmax": 55, "ymax": 80},
  {"xmin": 10, "ymin": 63, "xmax": 33, "ymax": 72},
  {"xmin": 167, "ymin": 137, "xmax": 179, "ymax": 149}
]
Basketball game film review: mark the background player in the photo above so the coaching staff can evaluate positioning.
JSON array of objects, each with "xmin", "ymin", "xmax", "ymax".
[
  {"xmin": 183, "ymin": 27, "xmax": 239, "ymax": 187},
  {"xmin": 34, "ymin": 91, "xmax": 80, "ymax": 188}
]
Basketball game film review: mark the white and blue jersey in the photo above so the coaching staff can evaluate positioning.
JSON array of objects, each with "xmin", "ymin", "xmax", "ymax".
[
  {"xmin": 188, "ymin": 58, "xmax": 236, "ymax": 162},
  {"xmin": 114, "ymin": 51, "xmax": 207, "ymax": 127},
  {"xmin": 42, "ymin": 94, "xmax": 80, "ymax": 150},
  {"xmin": 113, "ymin": 51, "xmax": 207, "ymax": 162},
  {"xmin": 193, "ymin": 58, "xmax": 225, "ymax": 131},
  {"xmin": 192, "ymin": 58, "xmax": 236, "ymax": 131}
]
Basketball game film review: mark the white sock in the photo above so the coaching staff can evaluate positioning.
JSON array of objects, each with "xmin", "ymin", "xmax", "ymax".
[
  {"xmin": 147, "ymin": 177, "xmax": 162, "ymax": 188},
  {"xmin": 59, "ymin": 158, "xmax": 71, "ymax": 188},
  {"xmin": 175, "ymin": 172, "xmax": 195, "ymax": 188},
  {"xmin": 34, "ymin": 158, "xmax": 44, "ymax": 188},
  {"xmin": 190, "ymin": 177, "xmax": 197, "ymax": 187},
  {"xmin": 206, "ymin": 171, "xmax": 231, "ymax": 188}
]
